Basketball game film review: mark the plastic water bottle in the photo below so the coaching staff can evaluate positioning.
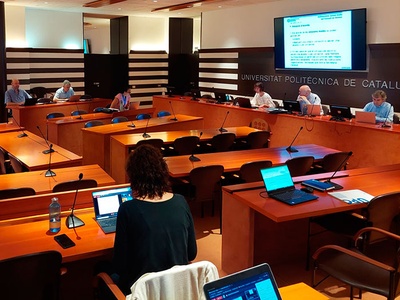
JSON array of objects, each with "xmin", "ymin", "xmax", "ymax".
[{"xmin": 49, "ymin": 197, "xmax": 61, "ymax": 233}]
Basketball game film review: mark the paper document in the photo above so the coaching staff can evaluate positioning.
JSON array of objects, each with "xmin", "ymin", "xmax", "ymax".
[{"xmin": 328, "ymin": 189, "xmax": 374, "ymax": 204}]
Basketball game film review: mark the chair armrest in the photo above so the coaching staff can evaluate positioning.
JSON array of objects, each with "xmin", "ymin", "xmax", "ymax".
[
  {"xmin": 312, "ymin": 244, "xmax": 396, "ymax": 272},
  {"xmin": 94, "ymin": 272, "xmax": 126, "ymax": 300},
  {"xmin": 354, "ymin": 227, "xmax": 400, "ymax": 242}
]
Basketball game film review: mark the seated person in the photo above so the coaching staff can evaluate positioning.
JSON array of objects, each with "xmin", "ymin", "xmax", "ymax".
[
  {"xmin": 53, "ymin": 80, "xmax": 74, "ymax": 101},
  {"xmin": 363, "ymin": 90, "xmax": 394, "ymax": 123},
  {"xmin": 113, "ymin": 144, "xmax": 197, "ymax": 294},
  {"xmin": 250, "ymin": 82, "xmax": 275, "ymax": 108},
  {"xmin": 110, "ymin": 86, "xmax": 131, "ymax": 111},
  {"xmin": 297, "ymin": 85, "xmax": 323, "ymax": 115},
  {"xmin": 4, "ymin": 78, "xmax": 31, "ymax": 104}
]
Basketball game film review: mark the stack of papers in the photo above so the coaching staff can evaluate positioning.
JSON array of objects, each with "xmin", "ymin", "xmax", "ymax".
[{"xmin": 328, "ymin": 189, "xmax": 374, "ymax": 204}]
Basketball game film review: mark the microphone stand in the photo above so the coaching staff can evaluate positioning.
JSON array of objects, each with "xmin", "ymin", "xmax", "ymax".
[
  {"xmin": 142, "ymin": 118, "xmax": 151, "ymax": 138},
  {"xmin": 189, "ymin": 132, "xmax": 202, "ymax": 162},
  {"xmin": 66, "ymin": 173, "xmax": 85, "ymax": 229},
  {"xmin": 37, "ymin": 125, "xmax": 55, "ymax": 154},
  {"xmin": 324, "ymin": 151, "xmax": 353, "ymax": 190},
  {"xmin": 169, "ymin": 101, "xmax": 178, "ymax": 121},
  {"xmin": 75, "ymin": 101, "xmax": 82, "ymax": 119},
  {"xmin": 44, "ymin": 144, "xmax": 56, "ymax": 177},
  {"xmin": 219, "ymin": 111, "xmax": 229, "ymax": 133},
  {"xmin": 286, "ymin": 126, "xmax": 303, "ymax": 152},
  {"xmin": 381, "ymin": 104, "xmax": 392, "ymax": 128}
]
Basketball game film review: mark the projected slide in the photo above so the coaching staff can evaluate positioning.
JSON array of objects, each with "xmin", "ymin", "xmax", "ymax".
[{"xmin": 284, "ymin": 11, "xmax": 352, "ymax": 69}]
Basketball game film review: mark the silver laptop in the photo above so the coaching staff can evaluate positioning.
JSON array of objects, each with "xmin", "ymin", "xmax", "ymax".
[
  {"xmin": 203, "ymin": 263, "xmax": 282, "ymax": 300},
  {"xmin": 306, "ymin": 104, "xmax": 322, "ymax": 116},
  {"xmin": 260, "ymin": 165, "xmax": 318, "ymax": 205},
  {"xmin": 92, "ymin": 187, "xmax": 133, "ymax": 234},
  {"xmin": 355, "ymin": 111, "xmax": 376, "ymax": 124}
]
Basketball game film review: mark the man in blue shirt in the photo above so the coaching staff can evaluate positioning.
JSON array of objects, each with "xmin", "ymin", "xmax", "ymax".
[
  {"xmin": 54, "ymin": 80, "xmax": 74, "ymax": 101},
  {"xmin": 4, "ymin": 78, "xmax": 31, "ymax": 104},
  {"xmin": 363, "ymin": 90, "xmax": 394, "ymax": 123},
  {"xmin": 297, "ymin": 85, "xmax": 323, "ymax": 115}
]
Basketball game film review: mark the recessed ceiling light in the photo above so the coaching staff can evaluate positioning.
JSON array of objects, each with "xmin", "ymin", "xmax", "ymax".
[
  {"xmin": 44, "ymin": 1, "xmax": 48, "ymax": 4},
  {"xmin": 153, "ymin": 0, "xmax": 157, "ymax": 2},
  {"xmin": 218, "ymin": 6, "xmax": 222, "ymax": 8},
  {"xmin": 118, "ymin": 7, "xmax": 121, "ymax": 10}
]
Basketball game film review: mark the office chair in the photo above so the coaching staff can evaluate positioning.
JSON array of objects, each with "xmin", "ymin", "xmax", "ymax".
[
  {"xmin": 313, "ymin": 151, "xmax": 352, "ymax": 173},
  {"xmin": 313, "ymin": 227, "xmax": 400, "ymax": 300},
  {"xmin": 0, "ymin": 147, "xmax": 8, "ymax": 174},
  {"xmin": 246, "ymin": 131, "xmax": 271, "ymax": 149},
  {"xmin": 0, "ymin": 187, "xmax": 36, "ymax": 200},
  {"xmin": 240, "ymin": 160, "xmax": 273, "ymax": 183},
  {"xmin": 52, "ymin": 179, "xmax": 97, "ymax": 193},
  {"xmin": 285, "ymin": 156, "xmax": 314, "ymax": 177},
  {"xmin": 157, "ymin": 111, "xmax": 171, "ymax": 117},
  {"xmin": 0, "ymin": 250, "xmax": 63, "ymax": 300},
  {"xmin": 8, "ymin": 154, "xmax": 29, "ymax": 173},
  {"xmin": 84, "ymin": 120, "xmax": 104, "ymax": 128},
  {"xmin": 136, "ymin": 139, "xmax": 164, "ymax": 152},
  {"xmin": 209, "ymin": 133, "xmax": 236, "ymax": 152},
  {"xmin": 71, "ymin": 110, "xmax": 88, "ymax": 116},
  {"xmin": 30, "ymin": 86, "xmax": 47, "ymax": 98},
  {"xmin": 93, "ymin": 107, "xmax": 105, "ymax": 113},
  {"xmin": 46, "ymin": 112, "xmax": 65, "ymax": 119},
  {"xmin": 136, "ymin": 114, "xmax": 151, "ymax": 120},
  {"xmin": 111, "ymin": 116, "xmax": 129, "ymax": 123},
  {"xmin": 172, "ymin": 136, "xmax": 200, "ymax": 155}
]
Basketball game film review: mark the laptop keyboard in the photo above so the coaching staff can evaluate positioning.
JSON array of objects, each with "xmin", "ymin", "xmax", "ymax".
[
  {"xmin": 98, "ymin": 218, "xmax": 117, "ymax": 228},
  {"xmin": 275, "ymin": 189, "xmax": 307, "ymax": 201}
]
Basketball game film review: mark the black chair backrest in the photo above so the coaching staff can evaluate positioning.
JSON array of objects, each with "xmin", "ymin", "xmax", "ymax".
[
  {"xmin": 189, "ymin": 165, "xmax": 224, "ymax": 202},
  {"xmin": 93, "ymin": 107, "xmax": 104, "ymax": 113},
  {"xmin": 173, "ymin": 136, "xmax": 200, "ymax": 155},
  {"xmin": 30, "ymin": 86, "xmax": 47, "ymax": 98},
  {"xmin": 0, "ymin": 147, "xmax": 7, "ymax": 174},
  {"xmin": 52, "ymin": 179, "xmax": 98, "ymax": 193},
  {"xmin": 247, "ymin": 131, "xmax": 271, "ymax": 149},
  {"xmin": 71, "ymin": 110, "xmax": 88, "ymax": 116},
  {"xmin": 285, "ymin": 156, "xmax": 315, "ymax": 177},
  {"xmin": 157, "ymin": 111, "xmax": 171, "ymax": 117},
  {"xmin": 321, "ymin": 151, "xmax": 352, "ymax": 172},
  {"xmin": 8, "ymin": 154, "xmax": 29, "ymax": 173},
  {"xmin": 84, "ymin": 120, "xmax": 104, "ymax": 128},
  {"xmin": 0, "ymin": 187, "xmax": 36, "ymax": 200},
  {"xmin": 136, "ymin": 114, "xmax": 151, "ymax": 120},
  {"xmin": 111, "ymin": 116, "xmax": 129, "ymax": 123},
  {"xmin": 240, "ymin": 161, "xmax": 273, "ymax": 183},
  {"xmin": 136, "ymin": 139, "xmax": 164, "ymax": 150},
  {"xmin": 46, "ymin": 112, "xmax": 65, "ymax": 119},
  {"xmin": 0, "ymin": 251, "xmax": 62, "ymax": 300},
  {"xmin": 210, "ymin": 133, "xmax": 236, "ymax": 152}
]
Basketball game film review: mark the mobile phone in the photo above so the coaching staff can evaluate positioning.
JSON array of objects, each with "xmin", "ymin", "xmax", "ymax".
[{"xmin": 54, "ymin": 234, "xmax": 75, "ymax": 249}]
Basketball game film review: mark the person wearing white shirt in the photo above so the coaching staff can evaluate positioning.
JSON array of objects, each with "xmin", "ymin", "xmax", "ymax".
[
  {"xmin": 297, "ymin": 85, "xmax": 323, "ymax": 115},
  {"xmin": 250, "ymin": 82, "xmax": 275, "ymax": 108}
]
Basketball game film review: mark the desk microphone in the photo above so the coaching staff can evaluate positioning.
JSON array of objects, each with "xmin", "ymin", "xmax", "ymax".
[
  {"xmin": 324, "ymin": 151, "xmax": 353, "ymax": 190},
  {"xmin": 66, "ymin": 173, "xmax": 85, "ymax": 229},
  {"xmin": 127, "ymin": 119, "xmax": 136, "ymax": 128},
  {"xmin": 142, "ymin": 117, "xmax": 151, "ymax": 138},
  {"xmin": 189, "ymin": 132, "xmax": 202, "ymax": 162},
  {"xmin": 219, "ymin": 111, "xmax": 229, "ymax": 133},
  {"xmin": 37, "ymin": 125, "xmax": 55, "ymax": 154},
  {"xmin": 44, "ymin": 144, "xmax": 56, "ymax": 177},
  {"xmin": 12, "ymin": 116, "xmax": 28, "ymax": 138},
  {"xmin": 286, "ymin": 126, "xmax": 303, "ymax": 152},
  {"xmin": 283, "ymin": 92, "xmax": 287, "ymax": 102},
  {"xmin": 74, "ymin": 101, "xmax": 82, "ymax": 119},
  {"xmin": 381, "ymin": 104, "xmax": 392, "ymax": 128},
  {"xmin": 169, "ymin": 101, "xmax": 178, "ymax": 121}
]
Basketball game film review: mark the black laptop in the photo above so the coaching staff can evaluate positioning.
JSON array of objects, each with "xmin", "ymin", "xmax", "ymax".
[
  {"xmin": 23, "ymin": 97, "xmax": 38, "ymax": 106},
  {"xmin": 214, "ymin": 92, "xmax": 228, "ymax": 103},
  {"xmin": 203, "ymin": 263, "xmax": 282, "ymax": 300},
  {"xmin": 236, "ymin": 97, "xmax": 253, "ymax": 108},
  {"xmin": 260, "ymin": 165, "xmax": 318, "ymax": 205}
]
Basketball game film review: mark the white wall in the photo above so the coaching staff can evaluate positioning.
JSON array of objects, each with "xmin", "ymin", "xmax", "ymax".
[
  {"xmin": 193, "ymin": 17, "xmax": 201, "ymax": 52},
  {"xmin": 201, "ymin": 0, "xmax": 400, "ymax": 49},
  {"xmin": 129, "ymin": 16, "xmax": 168, "ymax": 51},
  {"xmin": 5, "ymin": 5, "xmax": 26, "ymax": 47},
  {"xmin": 84, "ymin": 21, "xmax": 110, "ymax": 54}
]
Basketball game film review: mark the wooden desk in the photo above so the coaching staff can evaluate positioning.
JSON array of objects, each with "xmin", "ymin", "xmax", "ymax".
[
  {"xmin": 279, "ymin": 282, "xmax": 328, "ymax": 300},
  {"xmin": 0, "ymin": 123, "xmax": 24, "ymax": 133},
  {"xmin": 0, "ymin": 131, "xmax": 82, "ymax": 171},
  {"xmin": 82, "ymin": 114, "xmax": 204, "ymax": 173},
  {"xmin": 153, "ymin": 96, "xmax": 400, "ymax": 168},
  {"xmin": 47, "ymin": 107, "xmax": 155, "ymax": 155},
  {"xmin": 0, "ymin": 164, "xmax": 115, "ymax": 195},
  {"xmin": 221, "ymin": 166, "xmax": 400, "ymax": 274},
  {"xmin": 165, "ymin": 144, "xmax": 340, "ymax": 178},
  {"xmin": 7, "ymin": 98, "xmax": 112, "ymax": 133},
  {"xmin": 110, "ymin": 126, "xmax": 259, "ymax": 183}
]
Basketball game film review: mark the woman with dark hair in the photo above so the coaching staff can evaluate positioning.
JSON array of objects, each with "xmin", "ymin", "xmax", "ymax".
[
  {"xmin": 113, "ymin": 144, "xmax": 197, "ymax": 294},
  {"xmin": 110, "ymin": 86, "xmax": 131, "ymax": 111},
  {"xmin": 250, "ymin": 82, "xmax": 275, "ymax": 108}
]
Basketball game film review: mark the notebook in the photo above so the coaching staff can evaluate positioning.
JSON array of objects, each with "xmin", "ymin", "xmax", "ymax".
[
  {"xmin": 306, "ymin": 104, "xmax": 322, "ymax": 116},
  {"xmin": 92, "ymin": 187, "xmax": 133, "ymax": 233},
  {"xmin": 260, "ymin": 165, "xmax": 318, "ymax": 205},
  {"xmin": 203, "ymin": 263, "xmax": 282, "ymax": 300},
  {"xmin": 355, "ymin": 111, "xmax": 376, "ymax": 124}
]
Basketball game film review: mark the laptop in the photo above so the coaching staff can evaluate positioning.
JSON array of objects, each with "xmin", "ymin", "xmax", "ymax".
[
  {"xmin": 214, "ymin": 92, "xmax": 227, "ymax": 103},
  {"xmin": 283, "ymin": 100, "xmax": 302, "ymax": 113},
  {"xmin": 306, "ymin": 104, "xmax": 322, "ymax": 116},
  {"xmin": 203, "ymin": 263, "xmax": 282, "ymax": 300},
  {"xmin": 67, "ymin": 95, "xmax": 81, "ymax": 102},
  {"xmin": 191, "ymin": 89, "xmax": 201, "ymax": 100},
  {"xmin": 260, "ymin": 165, "xmax": 318, "ymax": 205},
  {"xmin": 92, "ymin": 187, "xmax": 133, "ymax": 233},
  {"xmin": 355, "ymin": 111, "xmax": 376, "ymax": 124},
  {"xmin": 23, "ymin": 98, "xmax": 38, "ymax": 106},
  {"xmin": 236, "ymin": 97, "xmax": 253, "ymax": 108}
]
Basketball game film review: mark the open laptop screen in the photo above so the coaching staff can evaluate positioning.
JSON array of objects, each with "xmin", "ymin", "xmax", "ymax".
[
  {"xmin": 260, "ymin": 165, "xmax": 293, "ymax": 192},
  {"xmin": 92, "ymin": 187, "xmax": 133, "ymax": 218}
]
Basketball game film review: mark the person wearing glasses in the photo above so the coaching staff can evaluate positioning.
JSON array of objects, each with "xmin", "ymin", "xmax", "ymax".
[{"xmin": 363, "ymin": 90, "xmax": 394, "ymax": 123}]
